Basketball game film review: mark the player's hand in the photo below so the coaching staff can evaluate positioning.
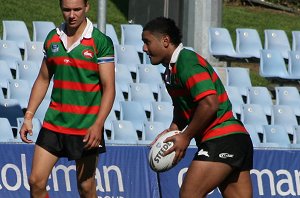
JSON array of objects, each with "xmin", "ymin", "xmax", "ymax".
[
  {"xmin": 19, "ymin": 118, "xmax": 34, "ymax": 143},
  {"xmin": 163, "ymin": 133, "xmax": 190, "ymax": 165},
  {"xmin": 150, "ymin": 128, "xmax": 170, "ymax": 147},
  {"xmin": 83, "ymin": 124, "xmax": 103, "ymax": 150}
]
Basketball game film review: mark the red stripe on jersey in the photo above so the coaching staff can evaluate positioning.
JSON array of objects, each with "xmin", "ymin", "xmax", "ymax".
[
  {"xmin": 202, "ymin": 124, "xmax": 248, "ymax": 142},
  {"xmin": 43, "ymin": 121, "xmax": 86, "ymax": 135},
  {"xmin": 218, "ymin": 92, "xmax": 229, "ymax": 103},
  {"xmin": 197, "ymin": 55, "xmax": 207, "ymax": 66},
  {"xmin": 204, "ymin": 111, "xmax": 234, "ymax": 133},
  {"xmin": 53, "ymin": 80, "xmax": 101, "ymax": 92},
  {"xmin": 82, "ymin": 38, "xmax": 98, "ymax": 54},
  {"xmin": 47, "ymin": 57, "xmax": 99, "ymax": 71},
  {"xmin": 49, "ymin": 101, "xmax": 100, "ymax": 115},
  {"xmin": 186, "ymin": 72, "xmax": 211, "ymax": 89},
  {"xmin": 46, "ymin": 34, "xmax": 60, "ymax": 49},
  {"xmin": 194, "ymin": 90, "xmax": 217, "ymax": 102},
  {"xmin": 211, "ymin": 71, "xmax": 219, "ymax": 83}
]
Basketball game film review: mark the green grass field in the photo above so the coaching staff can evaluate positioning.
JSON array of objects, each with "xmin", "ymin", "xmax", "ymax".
[{"xmin": 0, "ymin": 0, "xmax": 299, "ymax": 87}]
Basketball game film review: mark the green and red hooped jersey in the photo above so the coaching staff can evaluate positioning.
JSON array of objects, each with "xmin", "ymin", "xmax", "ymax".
[
  {"xmin": 42, "ymin": 28, "xmax": 114, "ymax": 135},
  {"xmin": 166, "ymin": 49, "xmax": 247, "ymax": 143}
]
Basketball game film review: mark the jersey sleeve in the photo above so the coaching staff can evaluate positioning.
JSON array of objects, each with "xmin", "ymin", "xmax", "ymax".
[
  {"xmin": 179, "ymin": 63, "xmax": 217, "ymax": 102},
  {"xmin": 95, "ymin": 32, "xmax": 115, "ymax": 64}
]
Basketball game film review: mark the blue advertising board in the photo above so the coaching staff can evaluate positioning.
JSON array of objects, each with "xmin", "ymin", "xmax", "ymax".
[{"xmin": 0, "ymin": 144, "xmax": 299, "ymax": 197}]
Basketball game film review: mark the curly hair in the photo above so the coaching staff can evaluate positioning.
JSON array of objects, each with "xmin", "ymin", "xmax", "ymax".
[{"xmin": 143, "ymin": 17, "xmax": 182, "ymax": 45}]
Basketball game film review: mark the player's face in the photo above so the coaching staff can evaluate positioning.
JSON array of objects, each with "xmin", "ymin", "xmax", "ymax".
[
  {"xmin": 142, "ymin": 31, "xmax": 168, "ymax": 65},
  {"xmin": 60, "ymin": 0, "xmax": 89, "ymax": 29}
]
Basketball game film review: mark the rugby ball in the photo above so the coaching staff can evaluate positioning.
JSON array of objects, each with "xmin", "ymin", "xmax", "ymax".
[{"xmin": 149, "ymin": 130, "xmax": 181, "ymax": 172}]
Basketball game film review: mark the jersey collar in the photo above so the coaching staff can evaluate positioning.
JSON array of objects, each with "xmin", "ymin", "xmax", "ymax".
[
  {"xmin": 169, "ymin": 43, "xmax": 183, "ymax": 69},
  {"xmin": 56, "ymin": 18, "xmax": 93, "ymax": 52}
]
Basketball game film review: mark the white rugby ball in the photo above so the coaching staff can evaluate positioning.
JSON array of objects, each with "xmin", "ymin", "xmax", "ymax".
[{"xmin": 149, "ymin": 130, "xmax": 181, "ymax": 172}]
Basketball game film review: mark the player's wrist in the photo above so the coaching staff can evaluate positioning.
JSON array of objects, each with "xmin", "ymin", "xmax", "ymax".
[{"xmin": 24, "ymin": 111, "xmax": 34, "ymax": 120}]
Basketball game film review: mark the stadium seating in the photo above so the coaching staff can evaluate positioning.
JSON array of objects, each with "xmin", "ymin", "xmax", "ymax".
[
  {"xmin": 0, "ymin": 40, "xmax": 23, "ymax": 70},
  {"xmin": 227, "ymin": 67, "xmax": 252, "ymax": 97},
  {"xmin": 105, "ymin": 24, "xmax": 120, "ymax": 45},
  {"xmin": 32, "ymin": 21, "xmax": 55, "ymax": 42},
  {"xmin": 287, "ymin": 50, "xmax": 300, "ymax": 79},
  {"xmin": 0, "ymin": 117, "xmax": 16, "ymax": 142},
  {"xmin": 136, "ymin": 64, "xmax": 163, "ymax": 94},
  {"xmin": 104, "ymin": 110, "xmax": 118, "ymax": 133},
  {"xmin": 16, "ymin": 60, "xmax": 40, "ymax": 87},
  {"xmin": 259, "ymin": 49, "xmax": 290, "ymax": 79},
  {"xmin": 208, "ymin": 27, "xmax": 245, "ymax": 66},
  {"xmin": 292, "ymin": 30, "xmax": 300, "ymax": 51},
  {"xmin": 158, "ymin": 83, "xmax": 172, "ymax": 103},
  {"xmin": 150, "ymin": 101, "xmax": 173, "ymax": 128},
  {"xmin": 120, "ymin": 101, "xmax": 148, "ymax": 132},
  {"xmin": 235, "ymin": 28, "xmax": 263, "ymax": 59},
  {"xmin": 275, "ymin": 86, "xmax": 300, "ymax": 116},
  {"xmin": 246, "ymin": 86, "xmax": 273, "ymax": 116},
  {"xmin": 115, "ymin": 63, "xmax": 134, "ymax": 94},
  {"xmin": 271, "ymin": 105, "xmax": 298, "ymax": 135},
  {"xmin": 110, "ymin": 120, "xmax": 139, "ymax": 144},
  {"xmin": 262, "ymin": 125, "xmax": 291, "ymax": 148},
  {"xmin": 0, "ymin": 99, "xmax": 24, "ymax": 129},
  {"xmin": 114, "ymin": 45, "xmax": 141, "ymax": 74},
  {"xmin": 128, "ymin": 83, "xmax": 156, "ymax": 113},
  {"xmin": 24, "ymin": 41, "xmax": 44, "ymax": 65},
  {"xmin": 244, "ymin": 124, "xmax": 262, "ymax": 147},
  {"xmin": 112, "ymin": 84, "xmax": 125, "ymax": 113},
  {"xmin": 34, "ymin": 99, "xmax": 50, "ymax": 122},
  {"xmin": 264, "ymin": 29, "xmax": 291, "ymax": 59},
  {"xmin": 120, "ymin": 24, "xmax": 144, "ymax": 53},
  {"xmin": 224, "ymin": 86, "xmax": 244, "ymax": 115},
  {"xmin": 0, "ymin": 60, "xmax": 13, "ymax": 89},
  {"xmin": 7, "ymin": 79, "xmax": 31, "ymax": 109},
  {"xmin": 2, "ymin": 20, "xmax": 31, "ymax": 50},
  {"xmin": 139, "ymin": 121, "xmax": 165, "ymax": 144}
]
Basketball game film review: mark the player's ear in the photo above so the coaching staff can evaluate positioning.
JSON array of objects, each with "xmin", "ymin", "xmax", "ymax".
[
  {"xmin": 85, "ymin": 1, "xmax": 90, "ymax": 12},
  {"xmin": 162, "ymin": 35, "xmax": 171, "ymax": 48}
]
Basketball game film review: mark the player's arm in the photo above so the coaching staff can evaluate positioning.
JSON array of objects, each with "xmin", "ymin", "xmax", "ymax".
[
  {"xmin": 83, "ymin": 61, "xmax": 115, "ymax": 149},
  {"xmin": 19, "ymin": 59, "xmax": 53, "ymax": 143}
]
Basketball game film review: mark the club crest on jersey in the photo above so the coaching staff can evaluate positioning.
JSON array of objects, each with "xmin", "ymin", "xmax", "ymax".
[
  {"xmin": 51, "ymin": 44, "xmax": 59, "ymax": 53},
  {"xmin": 82, "ymin": 50, "xmax": 94, "ymax": 59}
]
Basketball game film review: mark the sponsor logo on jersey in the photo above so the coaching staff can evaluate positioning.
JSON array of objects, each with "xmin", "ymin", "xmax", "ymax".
[
  {"xmin": 219, "ymin": 153, "xmax": 234, "ymax": 159},
  {"xmin": 198, "ymin": 149, "xmax": 209, "ymax": 157},
  {"xmin": 82, "ymin": 49, "xmax": 94, "ymax": 59},
  {"xmin": 51, "ymin": 44, "xmax": 59, "ymax": 53}
]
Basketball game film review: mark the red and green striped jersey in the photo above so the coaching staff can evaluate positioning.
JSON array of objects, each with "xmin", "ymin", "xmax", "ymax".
[
  {"xmin": 42, "ymin": 20, "xmax": 114, "ymax": 135},
  {"xmin": 166, "ymin": 48, "xmax": 247, "ymax": 142}
]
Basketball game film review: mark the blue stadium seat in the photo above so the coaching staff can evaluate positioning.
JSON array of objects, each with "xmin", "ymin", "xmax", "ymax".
[
  {"xmin": 213, "ymin": 67, "xmax": 228, "ymax": 86},
  {"xmin": 243, "ymin": 124, "xmax": 262, "ymax": 147},
  {"xmin": 0, "ymin": 99, "xmax": 24, "ymax": 129},
  {"xmin": 2, "ymin": 20, "xmax": 31, "ymax": 50},
  {"xmin": 136, "ymin": 64, "xmax": 163, "ymax": 94},
  {"xmin": 139, "ymin": 121, "xmax": 166, "ymax": 145},
  {"xmin": 0, "ymin": 60, "xmax": 13, "ymax": 90},
  {"xmin": 110, "ymin": 120, "xmax": 139, "ymax": 144},
  {"xmin": 0, "ymin": 40, "xmax": 22, "ymax": 70},
  {"xmin": 114, "ymin": 45, "xmax": 141, "ymax": 74},
  {"xmin": 0, "ymin": 117, "xmax": 17, "ymax": 142},
  {"xmin": 271, "ymin": 105, "xmax": 298, "ymax": 135},
  {"xmin": 24, "ymin": 41, "xmax": 44, "ymax": 65},
  {"xmin": 115, "ymin": 63, "xmax": 134, "ymax": 94},
  {"xmin": 292, "ymin": 30, "xmax": 300, "ymax": 51},
  {"xmin": 104, "ymin": 110, "xmax": 118, "ymax": 133},
  {"xmin": 262, "ymin": 125, "xmax": 291, "ymax": 148},
  {"xmin": 236, "ymin": 28, "xmax": 263, "ymax": 59},
  {"xmin": 259, "ymin": 50, "xmax": 290, "ymax": 79},
  {"xmin": 128, "ymin": 83, "xmax": 156, "ymax": 112},
  {"xmin": 32, "ymin": 21, "xmax": 55, "ymax": 42},
  {"xmin": 35, "ymin": 99, "xmax": 50, "ymax": 122},
  {"xmin": 7, "ymin": 79, "xmax": 31, "ymax": 109},
  {"xmin": 264, "ymin": 29, "xmax": 291, "ymax": 59},
  {"xmin": 150, "ymin": 101, "xmax": 173, "ymax": 128},
  {"xmin": 158, "ymin": 83, "xmax": 172, "ymax": 103},
  {"xmin": 275, "ymin": 86, "xmax": 300, "ymax": 116},
  {"xmin": 120, "ymin": 24, "xmax": 144, "ymax": 53},
  {"xmin": 16, "ymin": 60, "xmax": 40, "ymax": 87},
  {"xmin": 246, "ymin": 86, "xmax": 273, "ymax": 116},
  {"xmin": 120, "ymin": 101, "xmax": 148, "ymax": 132},
  {"xmin": 227, "ymin": 67, "xmax": 252, "ymax": 97},
  {"xmin": 225, "ymin": 86, "xmax": 244, "ymax": 115},
  {"xmin": 287, "ymin": 50, "xmax": 300, "ymax": 79},
  {"xmin": 105, "ymin": 24, "xmax": 120, "ymax": 45}
]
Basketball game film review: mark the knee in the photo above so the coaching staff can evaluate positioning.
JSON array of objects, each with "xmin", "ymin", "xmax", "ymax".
[
  {"xmin": 29, "ymin": 174, "xmax": 47, "ymax": 191},
  {"xmin": 77, "ymin": 179, "xmax": 96, "ymax": 196}
]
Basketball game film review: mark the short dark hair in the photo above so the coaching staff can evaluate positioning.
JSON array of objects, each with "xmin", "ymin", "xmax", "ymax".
[
  {"xmin": 143, "ymin": 17, "xmax": 182, "ymax": 45},
  {"xmin": 59, "ymin": 0, "xmax": 88, "ymax": 6}
]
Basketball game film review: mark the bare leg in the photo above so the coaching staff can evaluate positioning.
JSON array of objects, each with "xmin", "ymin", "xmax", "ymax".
[
  {"xmin": 76, "ymin": 153, "xmax": 99, "ymax": 198},
  {"xmin": 219, "ymin": 170, "xmax": 253, "ymax": 198},
  {"xmin": 29, "ymin": 145, "xmax": 59, "ymax": 198},
  {"xmin": 180, "ymin": 161, "xmax": 233, "ymax": 198}
]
